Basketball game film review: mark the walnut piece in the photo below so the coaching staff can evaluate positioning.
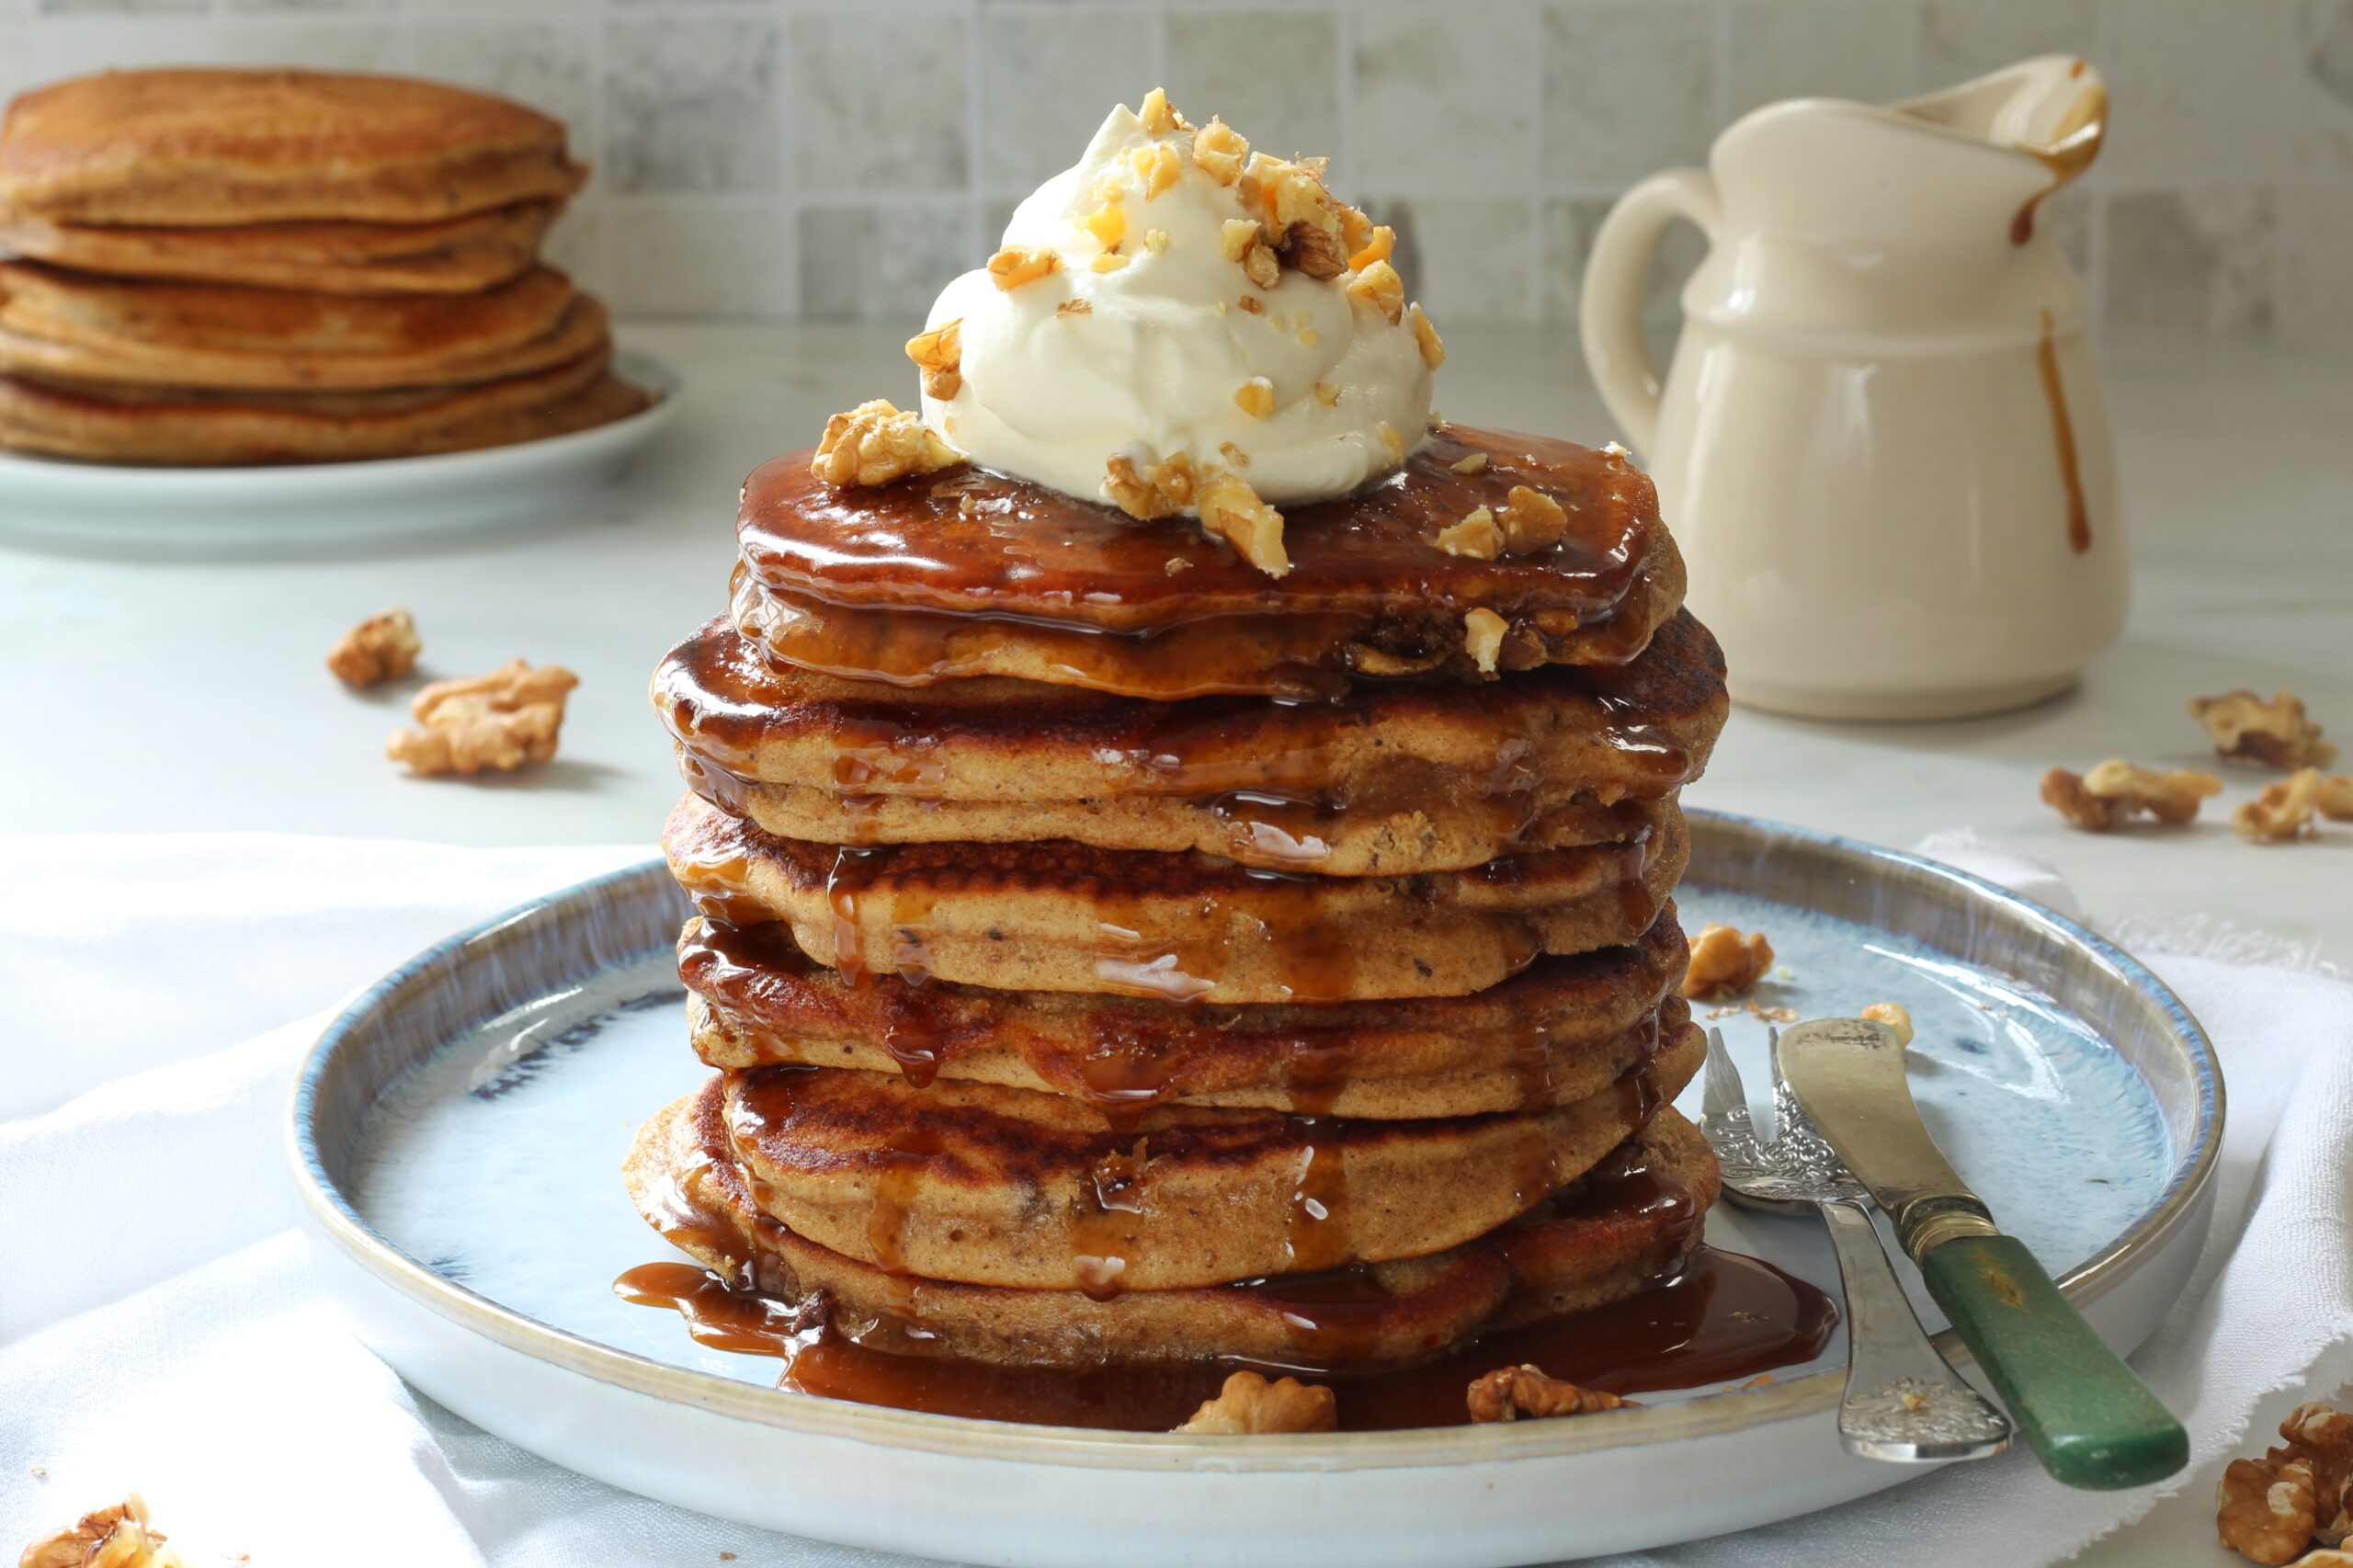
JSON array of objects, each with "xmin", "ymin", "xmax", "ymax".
[
  {"xmin": 1136, "ymin": 86, "xmax": 1186, "ymax": 139},
  {"xmin": 2222, "ymin": 1457, "xmax": 2323, "ymax": 1564},
  {"xmin": 19, "ymin": 1495, "xmax": 185, "ymax": 1568},
  {"xmin": 387, "ymin": 659, "xmax": 577, "ymax": 777},
  {"xmin": 904, "ymin": 318, "xmax": 961, "ymax": 402},
  {"xmin": 326, "ymin": 608, "xmax": 420, "ymax": 687},
  {"xmin": 1437, "ymin": 506, "xmax": 1500, "ymax": 560},
  {"xmin": 986, "ymin": 245, "xmax": 1060, "ymax": 290},
  {"xmin": 1408, "ymin": 302, "xmax": 1446, "ymax": 370},
  {"xmin": 1463, "ymin": 608, "xmax": 1507, "ymax": 675},
  {"xmin": 1192, "ymin": 118, "xmax": 1247, "ymax": 185},
  {"xmin": 1222, "ymin": 218, "xmax": 1280, "ymax": 290},
  {"xmin": 1466, "ymin": 1365, "xmax": 1639, "ymax": 1423},
  {"xmin": 1859, "ymin": 1002, "xmax": 1915, "ymax": 1045},
  {"xmin": 1451, "ymin": 451, "xmax": 1489, "ymax": 475},
  {"xmin": 1347, "ymin": 259, "xmax": 1405, "ymax": 324},
  {"xmin": 2284, "ymin": 1403, "xmax": 2353, "ymax": 1548},
  {"xmin": 1683, "ymin": 923, "xmax": 1775, "ymax": 1001},
  {"xmin": 1349, "ymin": 224, "xmax": 1395, "ymax": 272},
  {"xmin": 2235, "ymin": 768, "xmax": 2325, "ymax": 843},
  {"xmin": 1199, "ymin": 472, "xmax": 1289, "ymax": 578},
  {"xmin": 811, "ymin": 399, "xmax": 961, "ymax": 488},
  {"xmin": 2040, "ymin": 760, "xmax": 2222, "ymax": 831},
  {"xmin": 1496, "ymin": 484, "xmax": 1568, "ymax": 554},
  {"xmin": 2190, "ymin": 688, "xmax": 2337, "ymax": 770},
  {"xmin": 1175, "ymin": 1370, "xmax": 1336, "ymax": 1434},
  {"xmin": 1233, "ymin": 377, "xmax": 1274, "ymax": 419},
  {"xmin": 1103, "ymin": 452, "xmax": 1197, "ymax": 521}
]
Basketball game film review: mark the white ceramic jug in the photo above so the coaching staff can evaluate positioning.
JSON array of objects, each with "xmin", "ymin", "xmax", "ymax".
[{"xmin": 1581, "ymin": 57, "xmax": 2122, "ymax": 721}]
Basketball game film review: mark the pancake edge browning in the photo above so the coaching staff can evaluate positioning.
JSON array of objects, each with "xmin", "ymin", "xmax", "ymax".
[{"xmin": 626, "ymin": 1091, "xmax": 1719, "ymax": 1370}]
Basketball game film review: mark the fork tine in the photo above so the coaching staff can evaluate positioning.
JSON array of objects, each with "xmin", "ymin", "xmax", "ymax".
[
  {"xmin": 1701, "ymin": 1027, "xmax": 1746, "ymax": 1124},
  {"xmin": 1766, "ymin": 1026, "xmax": 1784, "ymax": 1094}
]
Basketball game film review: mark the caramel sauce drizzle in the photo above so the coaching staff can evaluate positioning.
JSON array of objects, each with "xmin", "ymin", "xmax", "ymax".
[{"xmin": 2036, "ymin": 308, "xmax": 2093, "ymax": 554}]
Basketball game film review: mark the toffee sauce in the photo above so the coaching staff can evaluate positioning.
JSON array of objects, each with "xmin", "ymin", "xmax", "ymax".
[{"xmin": 613, "ymin": 1245, "xmax": 1836, "ymax": 1433}]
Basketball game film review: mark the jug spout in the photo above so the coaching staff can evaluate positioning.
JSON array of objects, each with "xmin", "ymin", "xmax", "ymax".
[
  {"xmin": 1709, "ymin": 55, "xmax": 2105, "ymax": 255},
  {"xmin": 1895, "ymin": 55, "xmax": 2107, "ymax": 244}
]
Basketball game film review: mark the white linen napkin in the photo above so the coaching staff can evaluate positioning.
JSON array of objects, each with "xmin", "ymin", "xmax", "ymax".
[{"xmin": 1, "ymin": 831, "xmax": 2347, "ymax": 1567}]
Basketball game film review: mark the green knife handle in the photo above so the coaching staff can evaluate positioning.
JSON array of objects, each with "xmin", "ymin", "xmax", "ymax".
[{"xmin": 1918, "ymin": 1233, "xmax": 2187, "ymax": 1490}]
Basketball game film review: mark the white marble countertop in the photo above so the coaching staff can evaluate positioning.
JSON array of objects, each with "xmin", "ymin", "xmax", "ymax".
[
  {"xmin": 2, "ymin": 323, "xmax": 2347, "ymax": 1563},
  {"xmin": 5, "ymin": 322, "xmax": 2346, "ymax": 955}
]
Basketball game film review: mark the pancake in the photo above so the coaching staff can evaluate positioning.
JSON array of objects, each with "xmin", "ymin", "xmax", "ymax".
[
  {"xmin": 664, "ymin": 791, "xmax": 1688, "ymax": 1004},
  {"xmin": 626, "ymin": 1090, "xmax": 1719, "ymax": 1369},
  {"xmin": 0, "ymin": 69, "xmax": 585, "ymax": 226},
  {"xmin": 716, "ymin": 1026, "xmax": 1695, "ymax": 1293},
  {"xmin": 729, "ymin": 425, "xmax": 1685, "ymax": 698},
  {"xmin": 0, "ymin": 199, "xmax": 562, "ymax": 294},
  {"xmin": 0, "ymin": 262, "xmax": 606, "ymax": 392},
  {"xmin": 657, "ymin": 611, "xmax": 1725, "ymax": 874},
  {"xmin": 679, "ymin": 913, "xmax": 1691, "ymax": 1119},
  {"xmin": 0, "ymin": 356, "xmax": 648, "ymax": 465}
]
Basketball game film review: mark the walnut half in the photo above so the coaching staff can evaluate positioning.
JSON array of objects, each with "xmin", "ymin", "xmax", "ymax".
[
  {"xmin": 2190, "ymin": 688, "xmax": 2337, "ymax": 770},
  {"xmin": 2041, "ymin": 760, "xmax": 2222, "ymax": 831},
  {"xmin": 812, "ymin": 400, "xmax": 961, "ymax": 488},
  {"xmin": 1467, "ymin": 1365, "xmax": 1638, "ymax": 1423},
  {"xmin": 2217, "ymin": 1401, "xmax": 2353, "ymax": 1563},
  {"xmin": 326, "ymin": 608, "xmax": 420, "ymax": 687},
  {"xmin": 387, "ymin": 659, "xmax": 577, "ymax": 777},
  {"xmin": 1175, "ymin": 1370, "xmax": 1337, "ymax": 1434},
  {"xmin": 19, "ymin": 1495, "xmax": 186, "ymax": 1568}
]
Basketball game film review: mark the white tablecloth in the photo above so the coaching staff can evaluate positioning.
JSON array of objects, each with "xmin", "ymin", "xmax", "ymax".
[{"xmin": 3, "ymin": 832, "xmax": 2347, "ymax": 1566}]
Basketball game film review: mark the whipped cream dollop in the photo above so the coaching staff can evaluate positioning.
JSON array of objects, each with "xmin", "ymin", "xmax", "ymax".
[{"xmin": 915, "ymin": 92, "xmax": 1438, "ymax": 519}]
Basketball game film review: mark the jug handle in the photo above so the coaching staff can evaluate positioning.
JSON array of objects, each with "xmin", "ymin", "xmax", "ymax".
[{"xmin": 1577, "ymin": 167, "xmax": 1722, "ymax": 456}]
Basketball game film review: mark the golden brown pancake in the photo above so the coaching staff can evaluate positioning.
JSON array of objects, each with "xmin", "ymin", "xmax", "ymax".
[
  {"xmin": 656, "ymin": 611, "xmax": 1726, "ymax": 874},
  {"xmin": 679, "ymin": 913, "xmax": 1691, "ymax": 1119},
  {"xmin": 730, "ymin": 425, "xmax": 1685, "ymax": 698},
  {"xmin": 0, "ymin": 355, "xmax": 648, "ymax": 465},
  {"xmin": 0, "ymin": 261, "xmax": 606, "ymax": 392},
  {"xmin": 0, "ymin": 199, "xmax": 562, "ymax": 294},
  {"xmin": 665, "ymin": 790, "xmax": 1688, "ymax": 1004},
  {"xmin": 709, "ymin": 1022, "xmax": 1699, "ymax": 1293},
  {"xmin": 0, "ymin": 69, "xmax": 585, "ymax": 226},
  {"xmin": 625, "ymin": 1090, "xmax": 1719, "ymax": 1369}
]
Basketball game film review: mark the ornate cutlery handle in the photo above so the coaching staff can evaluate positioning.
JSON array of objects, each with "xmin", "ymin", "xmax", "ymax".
[{"xmin": 1817, "ymin": 1199, "xmax": 2013, "ymax": 1461}]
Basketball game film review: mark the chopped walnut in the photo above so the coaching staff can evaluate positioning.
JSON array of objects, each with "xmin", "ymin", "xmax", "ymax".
[
  {"xmin": 1199, "ymin": 472, "xmax": 1289, "ymax": 578},
  {"xmin": 1496, "ymin": 484, "xmax": 1568, "ymax": 554},
  {"xmin": 1284, "ymin": 222, "xmax": 1347, "ymax": 279},
  {"xmin": 904, "ymin": 318, "xmax": 961, "ymax": 401},
  {"xmin": 1408, "ymin": 302, "xmax": 1445, "ymax": 370},
  {"xmin": 1233, "ymin": 377, "xmax": 1275, "ymax": 419},
  {"xmin": 1437, "ymin": 506, "xmax": 1500, "ymax": 560},
  {"xmin": 1104, "ymin": 451, "xmax": 1198, "ymax": 521},
  {"xmin": 2040, "ymin": 760, "xmax": 2222, "ymax": 831},
  {"xmin": 1236, "ymin": 294, "xmax": 1264, "ymax": 315},
  {"xmin": 1129, "ymin": 142, "xmax": 1181, "ymax": 199},
  {"xmin": 1463, "ymin": 607, "xmax": 1507, "ymax": 676},
  {"xmin": 2235, "ymin": 768, "xmax": 2325, "ymax": 843},
  {"xmin": 1091, "ymin": 252, "xmax": 1130, "ymax": 273},
  {"xmin": 1221, "ymin": 218, "xmax": 1281, "ymax": 290},
  {"xmin": 1192, "ymin": 118, "xmax": 1248, "ymax": 185},
  {"xmin": 1337, "ymin": 202, "xmax": 1373, "ymax": 256},
  {"xmin": 1142, "ymin": 227, "xmax": 1170, "ymax": 256},
  {"xmin": 1683, "ymin": 923, "xmax": 1775, "ymax": 1001},
  {"xmin": 812, "ymin": 400, "xmax": 960, "ymax": 488},
  {"xmin": 1313, "ymin": 381, "xmax": 1339, "ymax": 407},
  {"xmin": 987, "ymin": 245, "xmax": 1060, "ymax": 290},
  {"xmin": 1467, "ymin": 1365, "xmax": 1639, "ymax": 1423},
  {"xmin": 326, "ymin": 608, "xmax": 420, "ymax": 687},
  {"xmin": 1860, "ymin": 1002, "xmax": 1915, "ymax": 1045},
  {"xmin": 1175, "ymin": 1370, "xmax": 1336, "ymax": 1435},
  {"xmin": 2190, "ymin": 688, "xmax": 2338, "ymax": 770},
  {"xmin": 1349, "ymin": 224, "xmax": 1395, "ymax": 272},
  {"xmin": 1347, "ymin": 259, "xmax": 1405, "ymax": 324},
  {"xmin": 2322, "ymin": 776, "xmax": 2353, "ymax": 823},
  {"xmin": 1055, "ymin": 298, "xmax": 1092, "ymax": 316},
  {"xmin": 19, "ymin": 1495, "xmax": 185, "ymax": 1568},
  {"xmin": 1377, "ymin": 422, "xmax": 1405, "ymax": 462},
  {"xmin": 1451, "ymin": 451, "xmax": 1489, "ymax": 475},
  {"xmin": 387, "ymin": 659, "xmax": 577, "ymax": 777},
  {"xmin": 1136, "ymin": 86, "xmax": 1186, "ymax": 138},
  {"xmin": 1082, "ymin": 199, "xmax": 1127, "ymax": 253}
]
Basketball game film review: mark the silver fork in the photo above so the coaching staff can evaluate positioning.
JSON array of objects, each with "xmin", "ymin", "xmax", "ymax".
[{"xmin": 1700, "ymin": 1027, "xmax": 2012, "ymax": 1461}]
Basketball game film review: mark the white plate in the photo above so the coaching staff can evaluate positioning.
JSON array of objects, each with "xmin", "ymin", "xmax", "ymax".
[
  {"xmin": 0, "ymin": 349, "xmax": 681, "ymax": 558},
  {"xmin": 290, "ymin": 813, "xmax": 2222, "ymax": 1567}
]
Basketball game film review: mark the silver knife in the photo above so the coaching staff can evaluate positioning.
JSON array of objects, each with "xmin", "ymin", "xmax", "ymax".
[{"xmin": 1776, "ymin": 1017, "xmax": 2188, "ymax": 1490}]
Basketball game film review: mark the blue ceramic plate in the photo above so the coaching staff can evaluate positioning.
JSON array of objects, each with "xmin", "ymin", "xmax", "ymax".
[{"xmin": 290, "ymin": 812, "xmax": 2220, "ymax": 1566}]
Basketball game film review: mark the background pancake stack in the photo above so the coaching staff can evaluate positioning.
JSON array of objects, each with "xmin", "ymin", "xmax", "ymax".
[
  {"xmin": 627, "ymin": 424, "xmax": 1732, "ymax": 1413},
  {"xmin": 0, "ymin": 68, "xmax": 647, "ymax": 465}
]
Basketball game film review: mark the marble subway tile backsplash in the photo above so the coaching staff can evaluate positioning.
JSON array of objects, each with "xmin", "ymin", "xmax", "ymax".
[{"xmin": 0, "ymin": 0, "xmax": 2346, "ymax": 349}]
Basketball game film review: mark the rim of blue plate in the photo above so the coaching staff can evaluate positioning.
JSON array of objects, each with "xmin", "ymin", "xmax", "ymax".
[{"xmin": 286, "ymin": 808, "xmax": 2222, "ymax": 1471}]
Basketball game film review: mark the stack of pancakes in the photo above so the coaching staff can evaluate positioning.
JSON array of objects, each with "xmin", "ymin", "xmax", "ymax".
[
  {"xmin": 0, "ymin": 68, "xmax": 646, "ymax": 465},
  {"xmin": 628, "ymin": 424, "xmax": 1731, "ymax": 1386}
]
